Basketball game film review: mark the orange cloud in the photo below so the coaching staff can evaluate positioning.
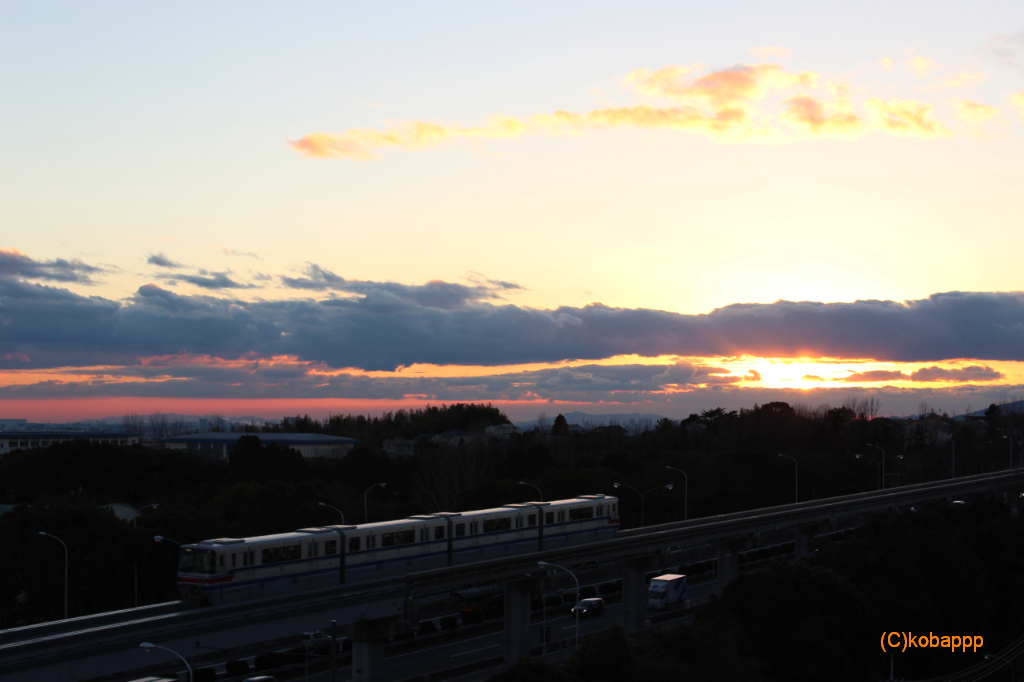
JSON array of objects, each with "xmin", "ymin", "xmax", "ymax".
[
  {"xmin": 952, "ymin": 99, "xmax": 1000, "ymax": 125},
  {"xmin": 782, "ymin": 95, "xmax": 863, "ymax": 136},
  {"xmin": 877, "ymin": 57, "xmax": 894, "ymax": 72},
  {"xmin": 865, "ymin": 98, "xmax": 949, "ymax": 138},
  {"xmin": 289, "ymin": 117, "xmax": 527, "ymax": 160},
  {"xmin": 624, "ymin": 63, "xmax": 817, "ymax": 107},
  {"xmin": 290, "ymin": 61, "xmax": 971, "ymax": 160}
]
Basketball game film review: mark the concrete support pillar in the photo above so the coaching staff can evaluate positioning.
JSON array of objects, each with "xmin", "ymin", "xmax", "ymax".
[
  {"xmin": 503, "ymin": 578, "xmax": 537, "ymax": 664},
  {"xmin": 351, "ymin": 640, "xmax": 384, "ymax": 682},
  {"xmin": 715, "ymin": 546, "xmax": 738, "ymax": 595},
  {"xmin": 795, "ymin": 529, "xmax": 812, "ymax": 559},
  {"xmin": 621, "ymin": 558, "xmax": 650, "ymax": 633},
  {"xmin": 346, "ymin": 616, "xmax": 402, "ymax": 682}
]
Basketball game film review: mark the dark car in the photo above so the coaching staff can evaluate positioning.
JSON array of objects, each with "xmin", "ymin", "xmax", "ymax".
[{"xmin": 571, "ymin": 598, "xmax": 605, "ymax": 618}]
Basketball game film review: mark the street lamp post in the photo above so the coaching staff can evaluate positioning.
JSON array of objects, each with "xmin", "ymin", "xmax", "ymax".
[
  {"xmin": 140, "ymin": 642, "xmax": 193, "ymax": 682},
  {"xmin": 854, "ymin": 454, "xmax": 881, "ymax": 490},
  {"xmin": 612, "ymin": 483, "xmax": 674, "ymax": 527},
  {"xmin": 665, "ymin": 466, "xmax": 689, "ymax": 521},
  {"xmin": 363, "ymin": 483, "xmax": 387, "ymax": 524},
  {"xmin": 538, "ymin": 561, "xmax": 580, "ymax": 650},
  {"xmin": 518, "ymin": 481, "xmax": 543, "ymax": 502},
  {"xmin": 868, "ymin": 444, "xmax": 886, "ymax": 489},
  {"xmin": 778, "ymin": 454, "xmax": 798, "ymax": 503},
  {"xmin": 998, "ymin": 429, "xmax": 1014, "ymax": 470},
  {"xmin": 318, "ymin": 502, "xmax": 345, "ymax": 525},
  {"xmin": 38, "ymin": 532, "xmax": 68, "ymax": 620},
  {"xmin": 129, "ymin": 503, "xmax": 159, "ymax": 608}
]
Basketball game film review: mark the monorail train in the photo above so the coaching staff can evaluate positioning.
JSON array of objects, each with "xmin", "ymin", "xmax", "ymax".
[{"xmin": 176, "ymin": 495, "xmax": 618, "ymax": 604}]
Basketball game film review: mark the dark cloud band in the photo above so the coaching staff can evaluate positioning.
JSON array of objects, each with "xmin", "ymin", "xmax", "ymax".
[{"xmin": 2, "ymin": 273, "xmax": 1024, "ymax": 370}]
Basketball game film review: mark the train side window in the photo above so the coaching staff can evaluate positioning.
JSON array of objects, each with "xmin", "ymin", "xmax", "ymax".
[
  {"xmin": 349, "ymin": 536, "xmax": 361, "ymax": 552},
  {"xmin": 470, "ymin": 521, "xmax": 479, "ymax": 535},
  {"xmin": 435, "ymin": 526, "xmax": 445, "ymax": 540},
  {"xmin": 218, "ymin": 554, "xmax": 225, "ymax": 568},
  {"xmin": 515, "ymin": 516, "xmax": 522, "ymax": 529},
  {"xmin": 569, "ymin": 507, "xmax": 594, "ymax": 521},
  {"xmin": 558, "ymin": 510, "xmax": 565, "ymax": 522},
  {"xmin": 308, "ymin": 542, "xmax": 319, "ymax": 557},
  {"xmin": 231, "ymin": 553, "xmax": 237, "ymax": 568},
  {"xmin": 545, "ymin": 511, "xmax": 553, "ymax": 525},
  {"xmin": 367, "ymin": 535, "xmax": 377, "ymax": 549},
  {"xmin": 382, "ymin": 530, "xmax": 415, "ymax": 547},
  {"xmin": 455, "ymin": 523, "xmax": 466, "ymax": 537},
  {"xmin": 483, "ymin": 517, "xmax": 511, "ymax": 533},
  {"xmin": 612, "ymin": 504, "xmax": 617, "ymax": 514},
  {"xmin": 325, "ymin": 540, "xmax": 338, "ymax": 555},
  {"xmin": 419, "ymin": 528, "xmax": 429, "ymax": 542},
  {"xmin": 528, "ymin": 514, "xmax": 537, "ymax": 526}
]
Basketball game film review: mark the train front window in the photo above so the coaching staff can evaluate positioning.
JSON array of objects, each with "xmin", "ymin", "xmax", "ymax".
[{"xmin": 178, "ymin": 548, "xmax": 216, "ymax": 574}]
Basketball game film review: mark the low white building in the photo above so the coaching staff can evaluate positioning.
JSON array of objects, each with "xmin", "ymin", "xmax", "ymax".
[{"xmin": 0, "ymin": 431, "xmax": 142, "ymax": 456}]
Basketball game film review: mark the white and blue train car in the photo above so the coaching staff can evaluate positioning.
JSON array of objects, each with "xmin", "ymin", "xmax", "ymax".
[{"xmin": 176, "ymin": 495, "xmax": 619, "ymax": 604}]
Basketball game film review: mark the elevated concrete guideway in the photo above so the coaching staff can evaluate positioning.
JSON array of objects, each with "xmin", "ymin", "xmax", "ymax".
[{"xmin": 3, "ymin": 469, "xmax": 1022, "ymax": 681}]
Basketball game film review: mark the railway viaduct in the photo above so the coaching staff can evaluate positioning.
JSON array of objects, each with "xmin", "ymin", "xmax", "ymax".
[{"xmin": 3, "ymin": 469, "xmax": 1023, "ymax": 682}]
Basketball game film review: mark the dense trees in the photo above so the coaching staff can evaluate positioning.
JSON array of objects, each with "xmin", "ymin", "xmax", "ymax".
[{"xmin": 1, "ymin": 399, "xmax": 1020, "ymax": 635}]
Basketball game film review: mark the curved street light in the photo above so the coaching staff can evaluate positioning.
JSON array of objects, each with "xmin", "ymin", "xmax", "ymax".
[
  {"xmin": 318, "ymin": 502, "xmax": 345, "ymax": 525},
  {"xmin": 778, "ymin": 454, "xmax": 798, "ymax": 503},
  {"xmin": 538, "ymin": 561, "xmax": 580, "ymax": 650},
  {"xmin": 997, "ymin": 429, "xmax": 1014, "ymax": 470},
  {"xmin": 665, "ymin": 466, "xmax": 689, "ymax": 521},
  {"xmin": 868, "ymin": 443, "xmax": 886, "ymax": 489},
  {"xmin": 39, "ymin": 532, "xmax": 68, "ymax": 620},
  {"xmin": 612, "ymin": 483, "xmax": 674, "ymax": 527},
  {"xmin": 153, "ymin": 535, "xmax": 182, "ymax": 546},
  {"xmin": 854, "ymin": 454, "xmax": 881, "ymax": 490},
  {"xmin": 364, "ymin": 483, "xmax": 387, "ymax": 524},
  {"xmin": 140, "ymin": 642, "xmax": 193, "ymax": 682},
  {"xmin": 125, "ymin": 503, "xmax": 158, "ymax": 608},
  {"xmin": 518, "ymin": 481, "xmax": 543, "ymax": 502}
]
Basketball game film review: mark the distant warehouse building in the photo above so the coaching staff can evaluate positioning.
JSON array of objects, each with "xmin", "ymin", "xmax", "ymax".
[
  {"xmin": 159, "ymin": 432, "xmax": 357, "ymax": 461},
  {"xmin": 0, "ymin": 431, "xmax": 142, "ymax": 456}
]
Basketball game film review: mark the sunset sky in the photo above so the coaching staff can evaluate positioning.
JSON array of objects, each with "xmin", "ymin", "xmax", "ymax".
[{"xmin": 2, "ymin": 1, "xmax": 1024, "ymax": 422}]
